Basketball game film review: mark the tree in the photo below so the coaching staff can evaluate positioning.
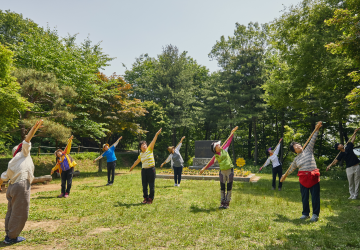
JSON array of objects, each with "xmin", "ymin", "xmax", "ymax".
[
  {"xmin": 13, "ymin": 68, "xmax": 76, "ymax": 142},
  {"xmin": 0, "ymin": 10, "xmax": 41, "ymax": 45},
  {"xmin": 0, "ymin": 44, "xmax": 30, "ymax": 140},
  {"xmin": 125, "ymin": 45, "xmax": 207, "ymax": 146},
  {"xmin": 13, "ymin": 27, "xmax": 114, "ymax": 140},
  {"xmin": 325, "ymin": 0, "xmax": 360, "ymax": 111},
  {"xmin": 209, "ymin": 22, "xmax": 268, "ymax": 165},
  {"xmin": 91, "ymin": 72, "xmax": 147, "ymax": 145},
  {"xmin": 263, "ymin": 0, "xmax": 357, "ymax": 156}
]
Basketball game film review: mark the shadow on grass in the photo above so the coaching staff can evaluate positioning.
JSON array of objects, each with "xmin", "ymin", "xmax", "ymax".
[
  {"xmin": 190, "ymin": 204, "xmax": 218, "ymax": 213},
  {"xmin": 273, "ymin": 213, "xmax": 306, "ymax": 225},
  {"xmin": 162, "ymin": 185, "xmax": 178, "ymax": 189},
  {"xmin": 114, "ymin": 201, "xmax": 145, "ymax": 208},
  {"xmin": 34, "ymin": 196, "xmax": 58, "ymax": 200}
]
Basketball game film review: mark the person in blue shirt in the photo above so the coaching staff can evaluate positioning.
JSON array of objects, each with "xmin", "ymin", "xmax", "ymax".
[{"xmin": 94, "ymin": 136, "xmax": 122, "ymax": 186}]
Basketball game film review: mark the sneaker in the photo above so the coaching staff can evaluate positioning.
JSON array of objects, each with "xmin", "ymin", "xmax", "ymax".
[
  {"xmin": 174, "ymin": 184, "xmax": 178, "ymax": 186},
  {"xmin": 348, "ymin": 195, "xmax": 353, "ymax": 199},
  {"xmin": 142, "ymin": 198, "xmax": 148, "ymax": 204},
  {"xmin": 310, "ymin": 214, "xmax": 319, "ymax": 222},
  {"xmin": 278, "ymin": 188, "xmax": 282, "ymax": 191},
  {"xmin": 224, "ymin": 202, "xmax": 230, "ymax": 209},
  {"xmin": 64, "ymin": 193, "xmax": 69, "ymax": 198},
  {"xmin": 57, "ymin": 193, "xmax": 64, "ymax": 198},
  {"xmin": 219, "ymin": 202, "xmax": 225, "ymax": 209},
  {"xmin": 106, "ymin": 182, "xmax": 111, "ymax": 186},
  {"xmin": 300, "ymin": 215, "xmax": 310, "ymax": 220},
  {"xmin": 351, "ymin": 195, "xmax": 357, "ymax": 200},
  {"xmin": 272, "ymin": 187, "xmax": 275, "ymax": 190},
  {"xmin": 147, "ymin": 198, "xmax": 153, "ymax": 204},
  {"xmin": 3, "ymin": 235, "xmax": 9, "ymax": 244},
  {"xmin": 4, "ymin": 235, "xmax": 26, "ymax": 244},
  {"xmin": 177, "ymin": 184, "xmax": 180, "ymax": 187}
]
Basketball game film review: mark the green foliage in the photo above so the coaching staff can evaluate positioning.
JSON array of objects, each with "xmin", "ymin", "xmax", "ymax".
[
  {"xmin": 13, "ymin": 68, "xmax": 76, "ymax": 142},
  {"xmin": 12, "ymin": 27, "xmax": 114, "ymax": 140},
  {"xmin": 0, "ymin": 10, "xmax": 41, "ymax": 45},
  {"xmin": 0, "ymin": 44, "xmax": 30, "ymax": 139}
]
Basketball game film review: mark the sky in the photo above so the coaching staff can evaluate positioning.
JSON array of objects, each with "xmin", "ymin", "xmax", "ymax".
[{"xmin": 2, "ymin": 0, "xmax": 301, "ymax": 76}]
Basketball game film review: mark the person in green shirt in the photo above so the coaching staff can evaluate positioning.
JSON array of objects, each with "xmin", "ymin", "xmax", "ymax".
[{"xmin": 210, "ymin": 127, "xmax": 237, "ymax": 209}]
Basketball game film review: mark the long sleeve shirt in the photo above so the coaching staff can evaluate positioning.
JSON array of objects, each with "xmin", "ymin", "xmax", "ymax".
[
  {"xmin": 1, "ymin": 140, "xmax": 35, "ymax": 184},
  {"xmin": 52, "ymin": 138, "xmax": 77, "ymax": 174},
  {"xmin": 103, "ymin": 146, "xmax": 117, "ymax": 162},
  {"xmin": 164, "ymin": 143, "xmax": 184, "ymax": 168},
  {"xmin": 337, "ymin": 142, "xmax": 360, "ymax": 168},
  {"xmin": 214, "ymin": 134, "xmax": 234, "ymax": 171},
  {"xmin": 287, "ymin": 131, "xmax": 319, "ymax": 175},
  {"xmin": 263, "ymin": 144, "xmax": 281, "ymax": 168}
]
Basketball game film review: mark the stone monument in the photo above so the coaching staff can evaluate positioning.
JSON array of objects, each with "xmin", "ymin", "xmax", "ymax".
[{"xmin": 190, "ymin": 140, "xmax": 220, "ymax": 170}]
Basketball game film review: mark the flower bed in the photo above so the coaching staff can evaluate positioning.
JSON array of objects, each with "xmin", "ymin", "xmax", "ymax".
[{"xmin": 158, "ymin": 167, "xmax": 251, "ymax": 177}]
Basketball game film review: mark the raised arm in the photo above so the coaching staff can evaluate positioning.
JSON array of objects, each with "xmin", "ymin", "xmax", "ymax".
[
  {"xmin": 350, "ymin": 128, "xmax": 360, "ymax": 143},
  {"xmin": 129, "ymin": 158, "xmax": 141, "ymax": 172},
  {"xmin": 113, "ymin": 136, "xmax": 123, "ymax": 147},
  {"xmin": 148, "ymin": 128, "xmax": 162, "ymax": 151},
  {"xmin": 306, "ymin": 122, "xmax": 322, "ymax": 153},
  {"xmin": 63, "ymin": 135, "xmax": 74, "ymax": 155},
  {"xmin": 23, "ymin": 120, "xmax": 44, "ymax": 157},
  {"xmin": 273, "ymin": 138, "xmax": 283, "ymax": 156},
  {"xmin": 175, "ymin": 136, "xmax": 185, "ymax": 153},
  {"xmin": 24, "ymin": 120, "xmax": 44, "ymax": 143}
]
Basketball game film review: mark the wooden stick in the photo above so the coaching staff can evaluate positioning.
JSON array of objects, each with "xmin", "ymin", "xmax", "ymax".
[
  {"xmin": 259, "ymin": 139, "xmax": 282, "ymax": 172},
  {"xmin": 199, "ymin": 126, "xmax": 238, "ymax": 174},
  {"xmin": 93, "ymin": 136, "xmax": 122, "ymax": 162},
  {"xmin": 329, "ymin": 128, "xmax": 358, "ymax": 167},
  {"xmin": 280, "ymin": 125, "xmax": 319, "ymax": 182}
]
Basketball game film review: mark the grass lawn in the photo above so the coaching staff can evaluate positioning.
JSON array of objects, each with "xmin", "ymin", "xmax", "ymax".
[{"xmin": 0, "ymin": 157, "xmax": 359, "ymax": 249}]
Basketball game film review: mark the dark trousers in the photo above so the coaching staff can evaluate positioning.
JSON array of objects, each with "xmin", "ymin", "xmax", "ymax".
[
  {"xmin": 174, "ymin": 166, "xmax": 183, "ymax": 184},
  {"xmin": 272, "ymin": 165, "xmax": 283, "ymax": 189},
  {"xmin": 141, "ymin": 167, "xmax": 156, "ymax": 199},
  {"xmin": 300, "ymin": 182, "xmax": 320, "ymax": 216},
  {"xmin": 107, "ymin": 161, "xmax": 116, "ymax": 183},
  {"xmin": 61, "ymin": 168, "xmax": 73, "ymax": 194}
]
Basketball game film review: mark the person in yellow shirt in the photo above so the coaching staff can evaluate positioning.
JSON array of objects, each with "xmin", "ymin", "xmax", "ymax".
[
  {"xmin": 50, "ymin": 135, "xmax": 77, "ymax": 198},
  {"xmin": 130, "ymin": 128, "xmax": 162, "ymax": 204}
]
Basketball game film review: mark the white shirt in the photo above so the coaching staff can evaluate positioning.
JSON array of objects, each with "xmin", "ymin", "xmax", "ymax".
[
  {"xmin": 264, "ymin": 144, "xmax": 281, "ymax": 168},
  {"xmin": 1, "ymin": 140, "xmax": 35, "ymax": 184},
  {"xmin": 164, "ymin": 142, "xmax": 184, "ymax": 169}
]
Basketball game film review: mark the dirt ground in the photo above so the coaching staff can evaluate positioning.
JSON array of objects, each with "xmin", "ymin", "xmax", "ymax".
[{"xmin": 0, "ymin": 184, "xmax": 61, "ymax": 204}]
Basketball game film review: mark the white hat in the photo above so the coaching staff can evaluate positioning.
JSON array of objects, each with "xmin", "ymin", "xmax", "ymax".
[{"xmin": 211, "ymin": 141, "xmax": 221, "ymax": 153}]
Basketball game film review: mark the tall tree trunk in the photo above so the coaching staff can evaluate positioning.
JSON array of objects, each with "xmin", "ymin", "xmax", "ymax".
[
  {"xmin": 185, "ymin": 128, "xmax": 189, "ymax": 165},
  {"xmin": 253, "ymin": 116, "xmax": 258, "ymax": 165},
  {"xmin": 339, "ymin": 121, "xmax": 344, "ymax": 167},
  {"xmin": 172, "ymin": 128, "xmax": 177, "ymax": 146},
  {"xmin": 280, "ymin": 111, "xmax": 285, "ymax": 162},
  {"xmin": 276, "ymin": 113, "xmax": 279, "ymax": 142},
  {"xmin": 230, "ymin": 123, "xmax": 236, "ymax": 165},
  {"xmin": 248, "ymin": 121, "xmax": 252, "ymax": 159},
  {"xmin": 318, "ymin": 125, "xmax": 324, "ymax": 159},
  {"xmin": 204, "ymin": 123, "xmax": 210, "ymax": 140},
  {"xmin": 339, "ymin": 121, "xmax": 344, "ymax": 145},
  {"xmin": 262, "ymin": 121, "xmax": 265, "ymax": 156}
]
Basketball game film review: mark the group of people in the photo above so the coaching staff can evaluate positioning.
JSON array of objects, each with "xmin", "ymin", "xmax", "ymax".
[{"xmin": 0, "ymin": 120, "xmax": 359, "ymax": 244}]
